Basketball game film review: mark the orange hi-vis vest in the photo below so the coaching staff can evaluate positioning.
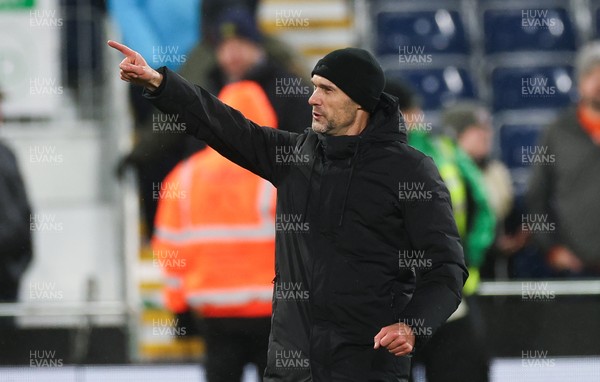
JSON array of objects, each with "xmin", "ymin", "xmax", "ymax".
[{"xmin": 152, "ymin": 80, "xmax": 278, "ymax": 318}]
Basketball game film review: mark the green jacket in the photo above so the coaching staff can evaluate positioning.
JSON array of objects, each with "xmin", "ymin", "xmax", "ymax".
[{"xmin": 409, "ymin": 131, "xmax": 496, "ymax": 294}]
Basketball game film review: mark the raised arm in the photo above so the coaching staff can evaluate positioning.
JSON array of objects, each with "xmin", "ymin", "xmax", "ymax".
[{"xmin": 108, "ymin": 40, "xmax": 299, "ymax": 184}]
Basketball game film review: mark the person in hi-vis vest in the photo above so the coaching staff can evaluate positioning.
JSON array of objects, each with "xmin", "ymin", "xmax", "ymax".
[{"xmin": 153, "ymin": 80, "xmax": 278, "ymax": 382}]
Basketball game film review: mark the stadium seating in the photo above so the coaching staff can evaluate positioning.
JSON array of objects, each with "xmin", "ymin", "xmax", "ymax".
[
  {"xmin": 491, "ymin": 65, "xmax": 576, "ymax": 111},
  {"xmin": 387, "ymin": 66, "xmax": 476, "ymax": 111},
  {"xmin": 375, "ymin": 9, "xmax": 469, "ymax": 56},
  {"xmin": 499, "ymin": 123, "xmax": 546, "ymax": 169},
  {"xmin": 483, "ymin": 7, "xmax": 576, "ymax": 54}
]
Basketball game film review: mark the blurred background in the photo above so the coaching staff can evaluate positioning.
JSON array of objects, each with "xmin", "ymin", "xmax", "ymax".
[{"xmin": 0, "ymin": 0, "xmax": 599, "ymax": 381}]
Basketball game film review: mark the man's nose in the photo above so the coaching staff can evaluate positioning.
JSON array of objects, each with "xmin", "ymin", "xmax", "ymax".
[{"xmin": 308, "ymin": 91, "xmax": 319, "ymax": 106}]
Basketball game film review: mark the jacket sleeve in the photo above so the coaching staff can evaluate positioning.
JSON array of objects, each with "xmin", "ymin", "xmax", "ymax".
[
  {"xmin": 399, "ymin": 156, "xmax": 468, "ymax": 348},
  {"xmin": 144, "ymin": 67, "xmax": 299, "ymax": 185},
  {"xmin": 526, "ymin": 125, "xmax": 559, "ymax": 255}
]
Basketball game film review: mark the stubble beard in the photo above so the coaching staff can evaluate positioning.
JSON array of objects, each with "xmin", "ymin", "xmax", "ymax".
[{"xmin": 311, "ymin": 120, "xmax": 333, "ymax": 134}]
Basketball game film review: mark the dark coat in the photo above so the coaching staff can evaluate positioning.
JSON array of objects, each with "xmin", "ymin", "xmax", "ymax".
[
  {"xmin": 145, "ymin": 68, "xmax": 467, "ymax": 381},
  {"xmin": 0, "ymin": 141, "xmax": 32, "ymax": 300}
]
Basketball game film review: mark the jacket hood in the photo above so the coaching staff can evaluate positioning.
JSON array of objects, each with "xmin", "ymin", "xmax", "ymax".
[{"xmin": 363, "ymin": 91, "xmax": 408, "ymax": 144}]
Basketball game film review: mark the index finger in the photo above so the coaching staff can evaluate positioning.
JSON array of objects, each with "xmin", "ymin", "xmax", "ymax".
[{"xmin": 108, "ymin": 40, "xmax": 136, "ymax": 57}]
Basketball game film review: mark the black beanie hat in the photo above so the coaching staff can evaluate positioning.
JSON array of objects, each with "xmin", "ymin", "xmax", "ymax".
[{"xmin": 311, "ymin": 48, "xmax": 385, "ymax": 113}]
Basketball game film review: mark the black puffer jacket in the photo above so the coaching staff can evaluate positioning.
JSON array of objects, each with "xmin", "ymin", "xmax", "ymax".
[{"xmin": 145, "ymin": 68, "xmax": 467, "ymax": 381}]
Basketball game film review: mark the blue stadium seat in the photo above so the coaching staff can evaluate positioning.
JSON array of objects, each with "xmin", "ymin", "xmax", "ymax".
[
  {"xmin": 484, "ymin": 8, "xmax": 576, "ymax": 54},
  {"xmin": 387, "ymin": 67, "xmax": 476, "ymax": 111},
  {"xmin": 499, "ymin": 124, "xmax": 545, "ymax": 169},
  {"xmin": 596, "ymin": 7, "xmax": 600, "ymax": 37},
  {"xmin": 375, "ymin": 10, "xmax": 469, "ymax": 56},
  {"xmin": 491, "ymin": 65, "xmax": 576, "ymax": 112}
]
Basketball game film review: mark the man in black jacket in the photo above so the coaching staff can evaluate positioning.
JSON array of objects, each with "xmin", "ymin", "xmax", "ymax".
[{"xmin": 109, "ymin": 40, "xmax": 467, "ymax": 381}]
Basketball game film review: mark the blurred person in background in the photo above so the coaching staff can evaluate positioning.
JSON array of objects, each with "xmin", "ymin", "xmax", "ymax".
[
  {"xmin": 108, "ymin": 0, "xmax": 202, "ymax": 239},
  {"xmin": 385, "ymin": 80, "xmax": 494, "ymax": 382},
  {"xmin": 527, "ymin": 41, "xmax": 600, "ymax": 277},
  {"xmin": 441, "ymin": 102, "xmax": 523, "ymax": 280},
  {"xmin": 153, "ymin": 80, "xmax": 279, "ymax": 381},
  {"xmin": 107, "ymin": 0, "xmax": 201, "ymax": 123},
  {"xmin": 442, "ymin": 102, "xmax": 513, "ymax": 222},
  {"xmin": 182, "ymin": 0, "xmax": 307, "ymax": 87},
  {"xmin": 0, "ymin": 90, "xmax": 33, "ymax": 327},
  {"xmin": 116, "ymin": 5, "xmax": 310, "ymax": 239},
  {"xmin": 196, "ymin": 6, "xmax": 311, "ymax": 134},
  {"xmin": 387, "ymin": 81, "xmax": 496, "ymax": 296},
  {"xmin": 60, "ymin": 0, "xmax": 106, "ymax": 111}
]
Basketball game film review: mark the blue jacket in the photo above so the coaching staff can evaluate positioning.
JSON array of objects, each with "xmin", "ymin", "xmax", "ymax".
[{"xmin": 107, "ymin": 0, "xmax": 201, "ymax": 71}]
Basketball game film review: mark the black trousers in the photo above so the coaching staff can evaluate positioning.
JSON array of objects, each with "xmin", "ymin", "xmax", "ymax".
[
  {"xmin": 309, "ymin": 323, "xmax": 411, "ymax": 382},
  {"xmin": 203, "ymin": 317, "xmax": 271, "ymax": 382},
  {"xmin": 410, "ymin": 297, "xmax": 490, "ymax": 382}
]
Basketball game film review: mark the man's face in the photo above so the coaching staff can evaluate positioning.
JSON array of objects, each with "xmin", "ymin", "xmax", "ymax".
[
  {"xmin": 579, "ymin": 65, "xmax": 600, "ymax": 112},
  {"xmin": 309, "ymin": 74, "xmax": 359, "ymax": 136},
  {"xmin": 216, "ymin": 37, "xmax": 262, "ymax": 82},
  {"xmin": 458, "ymin": 124, "xmax": 493, "ymax": 161}
]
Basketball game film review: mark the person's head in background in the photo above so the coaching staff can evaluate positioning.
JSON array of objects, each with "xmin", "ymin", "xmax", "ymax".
[
  {"xmin": 441, "ymin": 101, "xmax": 493, "ymax": 167},
  {"xmin": 209, "ymin": 7, "xmax": 265, "ymax": 82},
  {"xmin": 383, "ymin": 79, "xmax": 423, "ymax": 131},
  {"xmin": 576, "ymin": 41, "xmax": 600, "ymax": 115}
]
